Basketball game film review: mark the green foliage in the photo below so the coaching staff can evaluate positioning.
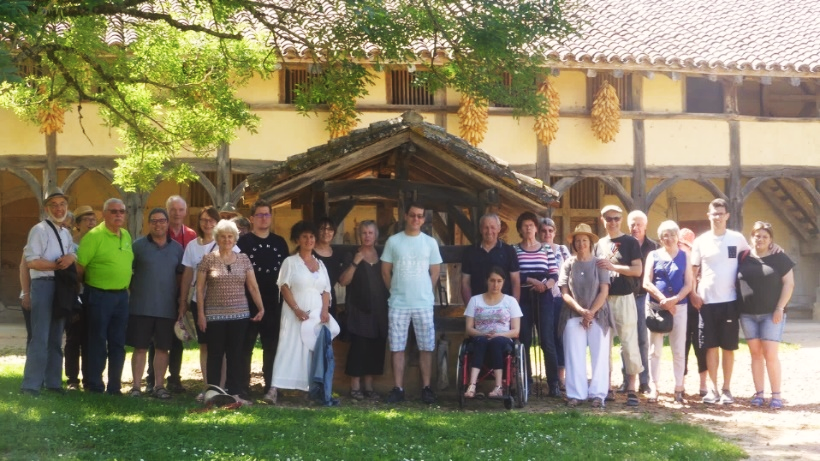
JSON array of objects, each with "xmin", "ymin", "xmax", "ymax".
[{"xmin": 0, "ymin": 0, "xmax": 578, "ymax": 191}]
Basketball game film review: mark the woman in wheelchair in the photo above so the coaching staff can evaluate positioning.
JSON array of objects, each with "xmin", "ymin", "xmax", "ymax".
[{"xmin": 463, "ymin": 267, "xmax": 523, "ymax": 399}]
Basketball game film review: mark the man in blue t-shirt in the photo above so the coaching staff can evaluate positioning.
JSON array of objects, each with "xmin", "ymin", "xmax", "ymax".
[{"xmin": 381, "ymin": 203, "xmax": 443, "ymax": 404}]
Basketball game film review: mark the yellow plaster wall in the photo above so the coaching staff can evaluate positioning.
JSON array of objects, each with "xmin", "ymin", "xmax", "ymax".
[
  {"xmin": 641, "ymin": 75, "xmax": 683, "ymax": 112},
  {"xmin": 231, "ymin": 111, "xmax": 329, "ymax": 161},
  {"xmin": 0, "ymin": 109, "xmax": 45, "ymax": 155},
  {"xmin": 645, "ymin": 120, "xmax": 729, "ymax": 166},
  {"xmin": 480, "ymin": 116, "xmax": 538, "ymax": 165},
  {"xmin": 550, "ymin": 118, "xmax": 634, "ymax": 165},
  {"xmin": 235, "ymin": 73, "xmax": 278, "ymax": 104},
  {"xmin": 552, "ymin": 71, "xmax": 587, "ymax": 110},
  {"xmin": 360, "ymin": 70, "xmax": 387, "ymax": 105},
  {"xmin": 740, "ymin": 121, "xmax": 820, "ymax": 167},
  {"xmin": 58, "ymin": 104, "xmax": 122, "ymax": 156}
]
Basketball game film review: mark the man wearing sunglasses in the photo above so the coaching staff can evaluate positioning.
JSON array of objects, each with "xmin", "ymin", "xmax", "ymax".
[
  {"xmin": 593, "ymin": 204, "xmax": 644, "ymax": 407},
  {"xmin": 77, "ymin": 198, "xmax": 134, "ymax": 395}
]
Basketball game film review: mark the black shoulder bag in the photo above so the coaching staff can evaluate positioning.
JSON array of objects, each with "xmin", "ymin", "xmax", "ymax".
[{"xmin": 44, "ymin": 220, "xmax": 83, "ymax": 320}]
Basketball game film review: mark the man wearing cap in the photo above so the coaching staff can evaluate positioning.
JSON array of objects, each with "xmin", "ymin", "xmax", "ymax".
[
  {"xmin": 20, "ymin": 187, "xmax": 76, "ymax": 396},
  {"xmin": 219, "ymin": 202, "xmax": 240, "ymax": 220},
  {"xmin": 593, "ymin": 204, "xmax": 644, "ymax": 406},
  {"xmin": 622, "ymin": 210, "xmax": 658, "ymax": 395},
  {"xmin": 237, "ymin": 199, "xmax": 288, "ymax": 404},
  {"xmin": 64, "ymin": 205, "xmax": 96, "ymax": 391},
  {"xmin": 381, "ymin": 202, "xmax": 443, "ymax": 404},
  {"xmin": 77, "ymin": 198, "xmax": 134, "ymax": 395},
  {"xmin": 145, "ymin": 195, "xmax": 196, "ymax": 393},
  {"xmin": 690, "ymin": 198, "xmax": 749, "ymax": 405},
  {"xmin": 127, "ymin": 208, "xmax": 184, "ymax": 399}
]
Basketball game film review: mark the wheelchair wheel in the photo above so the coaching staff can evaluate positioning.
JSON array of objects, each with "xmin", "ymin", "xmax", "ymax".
[
  {"xmin": 456, "ymin": 345, "xmax": 466, "ymax": 409},
  {"xmin": 514, "ymin": 342, "xmax": 528, "ymax": 408}
]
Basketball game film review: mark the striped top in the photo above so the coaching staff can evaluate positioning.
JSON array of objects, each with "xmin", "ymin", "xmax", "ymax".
[{"xmin": 514, "ymin": 243, "xmax": 559, "ymax": 283}]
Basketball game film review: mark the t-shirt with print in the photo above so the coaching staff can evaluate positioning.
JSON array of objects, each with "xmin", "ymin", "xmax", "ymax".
[
  {"xmin": 181, "ymin": 239, "xmax": 239, "ymax": 303},
  {"xmin": 464, "ymin": 294, "xmax": 523, "ymax": 335},
  {"xmin": 238, "ymin": 232, "xmax": 289, "ymax": 316},
  {"xmin": 691, "ymin": 230, "xmax": 749, "ymax": 304},
  {"xmin": 381, "ymin": 231, "xmax": 443, "ymax": 310},
  {"xmin": 593, "ymin": 233, "xmax": 641, "ymax": 296}
]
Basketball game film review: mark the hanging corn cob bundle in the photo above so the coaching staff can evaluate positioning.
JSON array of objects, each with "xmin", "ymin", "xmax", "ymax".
[
  {"xmin": 458, "ymin": 95, "xmax": 488, "ymax": 146},
  {"xmin": 38, "ymin": 100, "xmax": 65, "ymax": 135},
  {"xmin": 590, "ymin": 81, "xmax": 620, "ymax": 143},
  {"xmin": 533, "ymin": 78, "xmax": 560, "ymax": 145},
  {"xmin": 328, "ymin": 102, "xmax": 356, "ymax": 139}
]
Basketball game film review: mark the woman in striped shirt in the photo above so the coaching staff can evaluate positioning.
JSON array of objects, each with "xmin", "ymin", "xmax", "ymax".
[{"xmin": 514, "ymin": 211, "xmax": 561, "ymax": 398}]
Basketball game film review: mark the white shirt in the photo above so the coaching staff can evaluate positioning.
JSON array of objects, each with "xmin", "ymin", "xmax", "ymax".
[
  {"xmin": 691, "ymin": 229, "xmax": 749, "ymax": 304},
  {"xmin": 24, "ymin": 220, "xmax": 75, "ymax": 279}
]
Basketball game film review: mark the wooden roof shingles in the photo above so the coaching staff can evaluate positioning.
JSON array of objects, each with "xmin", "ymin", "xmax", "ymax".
[{"xmin": 244, "ymin": 111, "xmax": 559, "ymax": 208}]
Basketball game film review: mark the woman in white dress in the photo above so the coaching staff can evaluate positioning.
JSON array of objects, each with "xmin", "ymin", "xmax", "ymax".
[{"xmin": 269, "ymin": 221, "xmax": 332, "ymax": 403}]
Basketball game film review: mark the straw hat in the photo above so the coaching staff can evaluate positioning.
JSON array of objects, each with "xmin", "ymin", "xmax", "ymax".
[
  {"xmin": 73, "ymin": 205, "xmax": 95, "ymax": 220},
  {"xmin": 300, "ymin": 309, "xmax": 340, "ymax": 350},
  {"xmin": 44, "ymin": 186, "xmax": 69, "ymax": 205},
  {"xmin": 566, "ymin": 223, "xmax": 599, "ymax": 245}
]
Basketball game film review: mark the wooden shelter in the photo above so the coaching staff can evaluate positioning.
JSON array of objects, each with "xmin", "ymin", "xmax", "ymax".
[{"xmin": 244, "ymin": 111, "xmax": 559, "ymax": 246}]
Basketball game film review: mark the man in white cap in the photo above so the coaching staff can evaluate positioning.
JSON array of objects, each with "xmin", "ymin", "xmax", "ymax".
[
  {"xmin": 593, "ymin": 204, "xmax": 644, "ymax": 406},
  {"xmin": 20, "ymin": 187, "xmax": 76, "ymax": 396}
]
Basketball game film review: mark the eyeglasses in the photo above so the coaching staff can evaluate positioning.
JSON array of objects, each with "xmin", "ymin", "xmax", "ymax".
[
  {"xmin": 407, "ymin": 213, "xmax": 425, "ymax": 219},
  {"xmin": 107, "ymin": 209, "xmax": 126, "ymax": 215},
  {"xmin": 708, "ymin": 212, "xmax": 726, "ymax": 218},
  {"xmin": 540, "ymin": 228, "xmax": 555, "ymax": 233},
  {"xmin": 604, "ymin": 216, "xmax": 621, "ymax": 222},
  {"xmin": 149, "ymin": 218, "xmax": 168, "ymax": 225},
  {"xmin": 253, "ymin": 213, "xmax": 271, "ymax": 218}
]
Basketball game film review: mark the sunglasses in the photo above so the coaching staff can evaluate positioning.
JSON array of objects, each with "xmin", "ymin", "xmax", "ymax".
[{"xmin": 604, "ymin": 216, "xmax": 621, "ymax": 223}]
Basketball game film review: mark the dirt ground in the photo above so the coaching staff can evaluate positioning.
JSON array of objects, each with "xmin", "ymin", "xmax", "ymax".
[{"xmin": 1, "ymin": 306, "xmax": 818, "ymax": 460}]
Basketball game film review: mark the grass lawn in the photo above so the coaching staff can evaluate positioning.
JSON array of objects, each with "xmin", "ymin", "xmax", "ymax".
[{"xmin": 0, "ymin": 359, "xmax": 745, "ymax": 460}]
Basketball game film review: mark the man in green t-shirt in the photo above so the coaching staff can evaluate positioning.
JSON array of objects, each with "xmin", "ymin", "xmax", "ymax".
[{"xmin": 76, "ymin": 198, "xmax": 134, "ymax": 395}]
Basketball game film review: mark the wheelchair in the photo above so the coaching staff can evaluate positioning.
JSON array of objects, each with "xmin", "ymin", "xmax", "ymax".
[{"xmin": 455, "ymin": 337, "xmax": 528, "ymax": 409}]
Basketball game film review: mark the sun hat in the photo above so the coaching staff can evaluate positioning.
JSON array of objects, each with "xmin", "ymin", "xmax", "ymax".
[
  {"xmin": 44, "ymin": 186, "xmax": 69, "ymax": 205},
  {"xmin": 300, "ymin": 308, "xmax": 340, "ymax": 350},
  {"xmin": 203, "ymin": 384, "xmax": 240, "ymax": 406},
  {"xmin": 600, "ymin": 204, "xmax": 623, "ymax": 215},
  {"xmin": 174, "ymin": 312, "xmax": 198, "ymax": 343},
  {"xmin": 566, "ymin": 223, "xmax": 599, "ymax": 245},
  {"xmin": 73, "ymin": 205, "xmax": 95, "ymax": 219}
]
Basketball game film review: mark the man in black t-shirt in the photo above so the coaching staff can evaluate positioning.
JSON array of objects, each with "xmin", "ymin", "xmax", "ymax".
[
  {"xmin": 593, "ymin": 205, "xmax": 644, "ymax": 406},
  {"xmin": 237, "ymin": 199, "xmax": 289, "ymax": 403}
]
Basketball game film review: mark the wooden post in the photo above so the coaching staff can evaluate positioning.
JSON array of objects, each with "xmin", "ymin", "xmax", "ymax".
[
  {"xmin": 632, "ymin": 119, "xmax": 646, "ymax": 212},
  {"xmin": 434, "ymin": 87, "xmax": 447, "ymax": 129},
  {"xmin": 216, "ymin": 143, "xmax": 231, "ymax": 206},
  {"xmin": 125, "ymin": 191, "xmax": 148, "ymax": 238},
  {"xmin": 44, "ymin": 133, "xmax": 57, "ymax": 202},
  {"xmin": 728, "ymin": 121, "xmax": 742, "ymax": 230},
  {"xmin": 536, "ymin": 141, "xmax": 550, "ymax": 186},
  {"xmin": 722, "ymin": 80, "xmax": 738, "ymax": 114}
]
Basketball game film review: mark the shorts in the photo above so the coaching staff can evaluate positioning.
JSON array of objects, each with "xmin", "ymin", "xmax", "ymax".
[
  {"xmin": 388, "ymin": 307, "xmax": 435, "ymax": 352},
  {"xmin": 125, "ymin": 315, "xmax": 175, "ymax": 350},
  {"xmin": 699, "ymin": 302, "xmax": 739, "ymax": 350},
  {"xmin": 740, "ymin": 313, "xmax": 786, "ymax": 342}
]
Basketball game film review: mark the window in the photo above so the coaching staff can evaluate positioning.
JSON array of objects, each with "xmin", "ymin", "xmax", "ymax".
[
  {"xmin": 685, "ymin": 77, "xmax": 724, "ymax": 114},
  {"xmin": 587, "ymin": 74, "xmax": 633, "ymax": 110},
  {"xmin": 281, "ymin": 68, "xmax": 308, "ymax": 104},
  {"xmin": 387, "ymin": 69, "xmax": 434, "ymax": 105},
  {"xmin": 490, "ymin": 72, "xmax": 513, "ymax": 108}
]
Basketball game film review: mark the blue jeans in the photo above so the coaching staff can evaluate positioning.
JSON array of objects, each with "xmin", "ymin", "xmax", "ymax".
[
  {"xmin": 21, "ymin": 278, "xmax": 66, "ymax": 391},
  {"xmin": 623, "ymin": 293, "xmax": 650, "ymax": 386},
  {"xmin": 469, "ymin": 336, "xmax": 513, "ymax": 370},
  {"xmin": 85, "ymin": 286, "xmax": 129, "ymax": 394}
]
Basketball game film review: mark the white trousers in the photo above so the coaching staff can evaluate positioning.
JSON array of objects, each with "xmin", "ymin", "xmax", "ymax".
[
  {"xmin": 648, "ymin": 302, "xmax": 689, "ymax": 390},
  {"xmin": 563, "ymin": 317, "xmax": 610, "ymax": 401}
]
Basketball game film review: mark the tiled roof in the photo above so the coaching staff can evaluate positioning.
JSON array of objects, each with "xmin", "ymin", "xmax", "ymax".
[{"xmin": 542, "ymin": 0, "xmax": 820, "ymax": 75}]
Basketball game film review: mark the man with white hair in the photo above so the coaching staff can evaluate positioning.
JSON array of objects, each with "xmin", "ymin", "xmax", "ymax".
[
  {"xmin": 624, "ymin": 210, "xmax": 658, "ymax": 395},
  {"xmin": 20, "ymin": 187, "xmax": 76, "ymax": 396},
  {"xmin": 77, "ymin": 198, "xmax": 134, "ymax": 395}
]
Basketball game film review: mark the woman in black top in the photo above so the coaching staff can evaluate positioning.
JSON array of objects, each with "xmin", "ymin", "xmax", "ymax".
[
  {"xmin": 338, "ymin": 220, "xmax": 388, "ymax": 400},
  {"xmin": 313, "ymin": 217, "xmax": 345, "ymax": 317},
  {"xmin": 737, "ymin": 221, "xmax": 795, "ymax": 409}
]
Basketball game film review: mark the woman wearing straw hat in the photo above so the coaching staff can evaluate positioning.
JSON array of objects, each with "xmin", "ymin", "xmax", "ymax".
[{"xmin": 557, "ymin": 223, "xmax": 612, "ymax": 408}]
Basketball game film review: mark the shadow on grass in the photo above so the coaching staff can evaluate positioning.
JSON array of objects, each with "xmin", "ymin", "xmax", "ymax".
[{"xmin": 0, "ymin": 368, "xmax": 744, "ymax": 461}]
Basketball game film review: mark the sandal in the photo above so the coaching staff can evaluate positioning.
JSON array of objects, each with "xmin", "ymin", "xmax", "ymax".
[
  {"xmin": 626, "ymin": 393, "xmax": 640, "ymax": 407},
  {"xmin": 463, "ymin": 383, "xmax": 477, "ymax": 399},
  {"xmin": 362, "ymin": 390, "xmax": 379, "ymax": 400},
  {"xmin": 153, "ymin": 387, "xmax": 172, "ymax": 400},
  {"xmin": 605, "ymin": 390, "xmax": 615, "ymax": 402},
  {"xmin": 591, "ymin": 397, "xmax": 604, "ymax": 408},
  {"xmin": 129, "ymin": 388, "xmax": 141, "ymax": 397},
  {"xmin": 488, "ymin": 386, "xmax": 504, "ymax": 399},
  {"xmin": 349, "ymin": 389, "xmax": 365, "ymax": 401},
  {"xmin": 647, "ymin": 389, "xmax": 658, "ymax": 403},
  {"xmin": 770, "ymin": 392, "xmax": 783, "ymax": 409},
  {"xmin": 750, "ymin": 391, "xmax": 764, "ymax": 407},
  {"xmin": 674, "ymin": 391, "xmax": 685, "ymax": 404}
]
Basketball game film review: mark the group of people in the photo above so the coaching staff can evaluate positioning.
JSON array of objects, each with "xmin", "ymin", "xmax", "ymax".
[
  {"xmin": 461, "ymin": 198, "xmax": 794, "ymax": 410},
  {"xmin": 20, "ymin": 190, "xmax": 794, "ymax": 410}
]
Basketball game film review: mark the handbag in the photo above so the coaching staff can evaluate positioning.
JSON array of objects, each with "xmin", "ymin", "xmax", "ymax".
[
  {"xmin": 646, "ymin": 302, "xmax": 673, "ymax": 333},
  {"xmin": 45, "ymin": 220, "xmax": 83, "ymax": 320}
]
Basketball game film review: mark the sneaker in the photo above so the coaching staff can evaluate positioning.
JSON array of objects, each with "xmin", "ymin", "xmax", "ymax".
[
  {"xmin": 702, "ymin": 388, "xmax": 720, "ymax": 404},
  {"xmin": 385, "ymin": 387, "xmax": 405, "ymax": 403},
  {"xmin": 66, "ymin": 383, "xmax": 80, "ymax": 391},
  {"xmin": 719, "ymin": 389, "xmax": 734, "ymax": 405},
  {"xmin": 421, "ymin": 386, "xmax": 436, "ymax": 404}
]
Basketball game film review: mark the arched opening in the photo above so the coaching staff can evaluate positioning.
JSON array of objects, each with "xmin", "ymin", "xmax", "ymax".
[{"xmin": 0, "ymin": 171, "xmax": 39, "ymax": 305}]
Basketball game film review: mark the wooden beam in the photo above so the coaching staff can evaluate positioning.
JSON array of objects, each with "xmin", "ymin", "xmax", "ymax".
[
  {"xmin": 446, "ymin": 204, "xmax": 477, "ymax": 243},
  {"xmin": 322, "ymin": 178, "xmax": 481, "ymax": 208},
  {"xmin": 44, "ymin": 133, "xmax": 57, "ymax": 196},
  {"xmin": 536, "ymin": 141, "xmax": 550, "ymax": 184},
  {"xmin": 632, "ymin": 119, "xmax": 646, "ymax": 210},
  {"xmin": 727, "ymin": 120, "xmax": 743, "ymax": 230},
  {"xmin": 722, "ymin": 80, "xmax": 739, "ymax": 114},
  {"xmin": 328, "ymin": 199, "xmax": 356, "ymax": 226},
  {"xmin": 216, "ymin": 143, "xmax": 231, "ymax": 205}
]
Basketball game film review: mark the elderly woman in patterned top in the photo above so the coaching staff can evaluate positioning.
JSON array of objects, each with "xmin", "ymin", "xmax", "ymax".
[{"xmin": 197, "ymin": 220, "xmax": 265, "ymax": 403}]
